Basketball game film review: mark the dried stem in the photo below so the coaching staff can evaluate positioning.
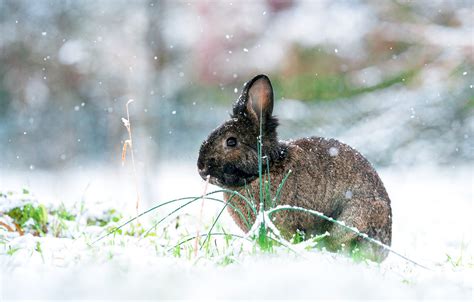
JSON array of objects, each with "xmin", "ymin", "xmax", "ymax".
[
  {"xmin": 122, "ymin": 99, "xmax": 141, "ymax": 217},
  {"xmin": 14, "ymin": 223, "xmax": 24, "ymax": 236},
  {"xmin": 0, "ymin": 220, "xmax": 15, "ymax": 232}
]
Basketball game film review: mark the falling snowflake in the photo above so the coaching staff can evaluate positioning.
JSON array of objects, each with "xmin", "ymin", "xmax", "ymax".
[{"xmin": 328, "ymin": 147, "xmax": 339, "ymax": 157}]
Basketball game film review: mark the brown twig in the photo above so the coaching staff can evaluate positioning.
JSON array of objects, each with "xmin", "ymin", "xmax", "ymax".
[
  {"xmin": 14, "ymin": 223, "xmax": 24, "ymax": 236},
  {"xmin": 0, "ymin": 220, "xmax": 14, "ymax": 232},
  {"xmin": 122, "ymin": 99, "xmax": 141, "ymax": 217}
]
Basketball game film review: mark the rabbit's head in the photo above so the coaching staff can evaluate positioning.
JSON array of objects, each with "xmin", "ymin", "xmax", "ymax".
[{"xmin": 197, "ymin": 74, "xmax": 284, "ymax": 188}]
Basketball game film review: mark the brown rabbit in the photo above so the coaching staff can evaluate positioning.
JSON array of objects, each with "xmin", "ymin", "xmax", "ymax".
[{"xmin": 197, "ymin": 74, "xmax": 392, "ymax": 262}]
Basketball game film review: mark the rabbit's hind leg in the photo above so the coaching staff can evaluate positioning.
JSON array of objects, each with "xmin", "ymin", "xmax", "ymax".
[
  {"xmin": 326, "ymin": 198, "xmax": 391, "ymax": 262},
  {"xmin": 325, "ymin": 200, "xmax": 370, "ymax": 253}
]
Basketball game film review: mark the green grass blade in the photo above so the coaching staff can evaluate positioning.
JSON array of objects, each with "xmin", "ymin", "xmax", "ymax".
[{"xmin": 274, "ymin": 170, "xmax": 292, "ymax": 206}]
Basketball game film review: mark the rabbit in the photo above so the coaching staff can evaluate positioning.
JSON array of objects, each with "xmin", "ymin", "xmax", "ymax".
[{"xmin": 197, "ymin": 74, "xmax": 392, "ymax": 262}]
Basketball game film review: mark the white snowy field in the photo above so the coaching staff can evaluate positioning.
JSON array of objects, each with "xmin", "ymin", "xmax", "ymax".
[{"xmin": 0, "ymin": 163, "xmax": 473, "ymax": 300}]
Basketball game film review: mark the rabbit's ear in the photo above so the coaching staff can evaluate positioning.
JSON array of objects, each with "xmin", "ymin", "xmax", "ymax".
[
  {"xmin": 234, "ymin": 74, "xmax": 274, "ymax": 123},
  {"xmin": 247, "ymin": 75, "xmax": 274, "ymax": 120}
]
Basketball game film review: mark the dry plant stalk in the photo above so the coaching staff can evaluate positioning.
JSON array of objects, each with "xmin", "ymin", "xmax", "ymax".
[
  {"xmin": 14, "ymin": 223, "xmax": 24, "ymax": 236},
  {"xmin": 121, "ymin": 99, "xmax": 141, "ymax": 216},
  {"xmin": 194, "ymin": 174, "xmax": 210, "ymax": 257},
  {"xmin": 0, "ymin": 220, "xmax": 15, "ymax": 232}
]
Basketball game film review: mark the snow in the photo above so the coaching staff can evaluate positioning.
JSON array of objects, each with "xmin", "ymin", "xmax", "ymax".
[
  {"xmin": 0, "ymin": 164, "xmax": 472, "ymax": 300},
  {"xmin": 0, "ymin": 191, "xmax": 39, "ymax": 213},
  {"xmin": 1, "ymin": 252, "xmax": 468, "ymax": 300},
  {"xmin": 345, "ymin": 190, "xmax": 353, "ymax": 199},
  {"xmin": 58, "ymin": 40, "xmax": 88, "ymax": 65},
  {"xmin": 328, "ymin": 146, "xmax": 339, "ymax": 157}
]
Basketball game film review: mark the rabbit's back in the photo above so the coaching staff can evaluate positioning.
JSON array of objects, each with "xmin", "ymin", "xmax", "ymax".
[{"xmin": 283, "ymin": 136, "xmax": 390, "ymax": 209}]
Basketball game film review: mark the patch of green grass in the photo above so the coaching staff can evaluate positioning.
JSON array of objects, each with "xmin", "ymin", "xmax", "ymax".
[
  {"xmin": 256, "ymin": 222, "xmax": 273, "ymax": 252},
  {"xmin": 1, "ymin": 192, "xmax": 128, "ymax": 238},
  {"xmin": 445, "ymin": 240, "xmax": 472, "ymax": 269},
  {"xmin": 49, "ymin": 203, "xmax": 78, "ymax": 237},
  {"xmin": 87, "ymin": 209, "xmax": 122, "ymax": 227},
  {"xmin": 51, "ymin": 203, "xmax": 76, "ymax": 221},
  {"xmin": 304, "ymin": 232, "xmax": 330, "ymax": 250},
  {"xmin": 446, "ymin": 253, "xmax": 463, "ymax": 267},
  {"xmin": 6, "ymin": 246, "xmax": 21, "ymax": 256},
  {"xmin": 349, "ymin": 242, "xmax": 369, "ymax": 264},
  {"xmin": 35, "ymin": 241, "xmax": 45, "ymax": 263},
  {"xmin": 292, "ymin": 229, "xmax": 306, "ymax": 244},
  {"xmin": 172, "ymin": 245, "xmax": 181, "ymax": 258},
  {"xmin": 124, "ymin": 222, "xmax": 146, "ymax": 237},
  {"xmin": 218, "ymin": 255, "xmax": 235, "ymax": 266},
  {"xmin": 7, "ymin": 203, "xmax": 48, "ymax": 234}
]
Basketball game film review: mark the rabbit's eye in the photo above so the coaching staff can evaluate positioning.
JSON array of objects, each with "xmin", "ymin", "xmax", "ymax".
[{"xmin": 226, "ymin": 137, "xmax": 237, "ymax": 147}]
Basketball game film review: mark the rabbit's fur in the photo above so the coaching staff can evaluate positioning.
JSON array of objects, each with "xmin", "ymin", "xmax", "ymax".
[{"xmin": 197, "ymin": 75, "xmax": 392, "ymax": 261}]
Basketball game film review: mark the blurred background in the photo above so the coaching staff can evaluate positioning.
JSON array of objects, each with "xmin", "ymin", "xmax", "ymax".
[{"xmin": 0, "ymin": 0, "xmax": 472, "ymax": 204}]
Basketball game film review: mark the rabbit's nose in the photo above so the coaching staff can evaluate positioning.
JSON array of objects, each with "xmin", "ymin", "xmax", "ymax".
[
  {"xmin": 197, "ymin": 160, "xmax": 205, "ymax": 170},
  {"xmin": 197, "ymin": 160, "xmax": 209, "ymax": 178},
  {"xmin": 198, "ymin": 167, "xmax": 209, "ymax": 180}
]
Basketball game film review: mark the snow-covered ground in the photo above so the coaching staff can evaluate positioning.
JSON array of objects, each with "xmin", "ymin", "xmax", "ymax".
[{"xmin": 0, "ymin": 163, "xmax": 472, "ymax": 300}]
